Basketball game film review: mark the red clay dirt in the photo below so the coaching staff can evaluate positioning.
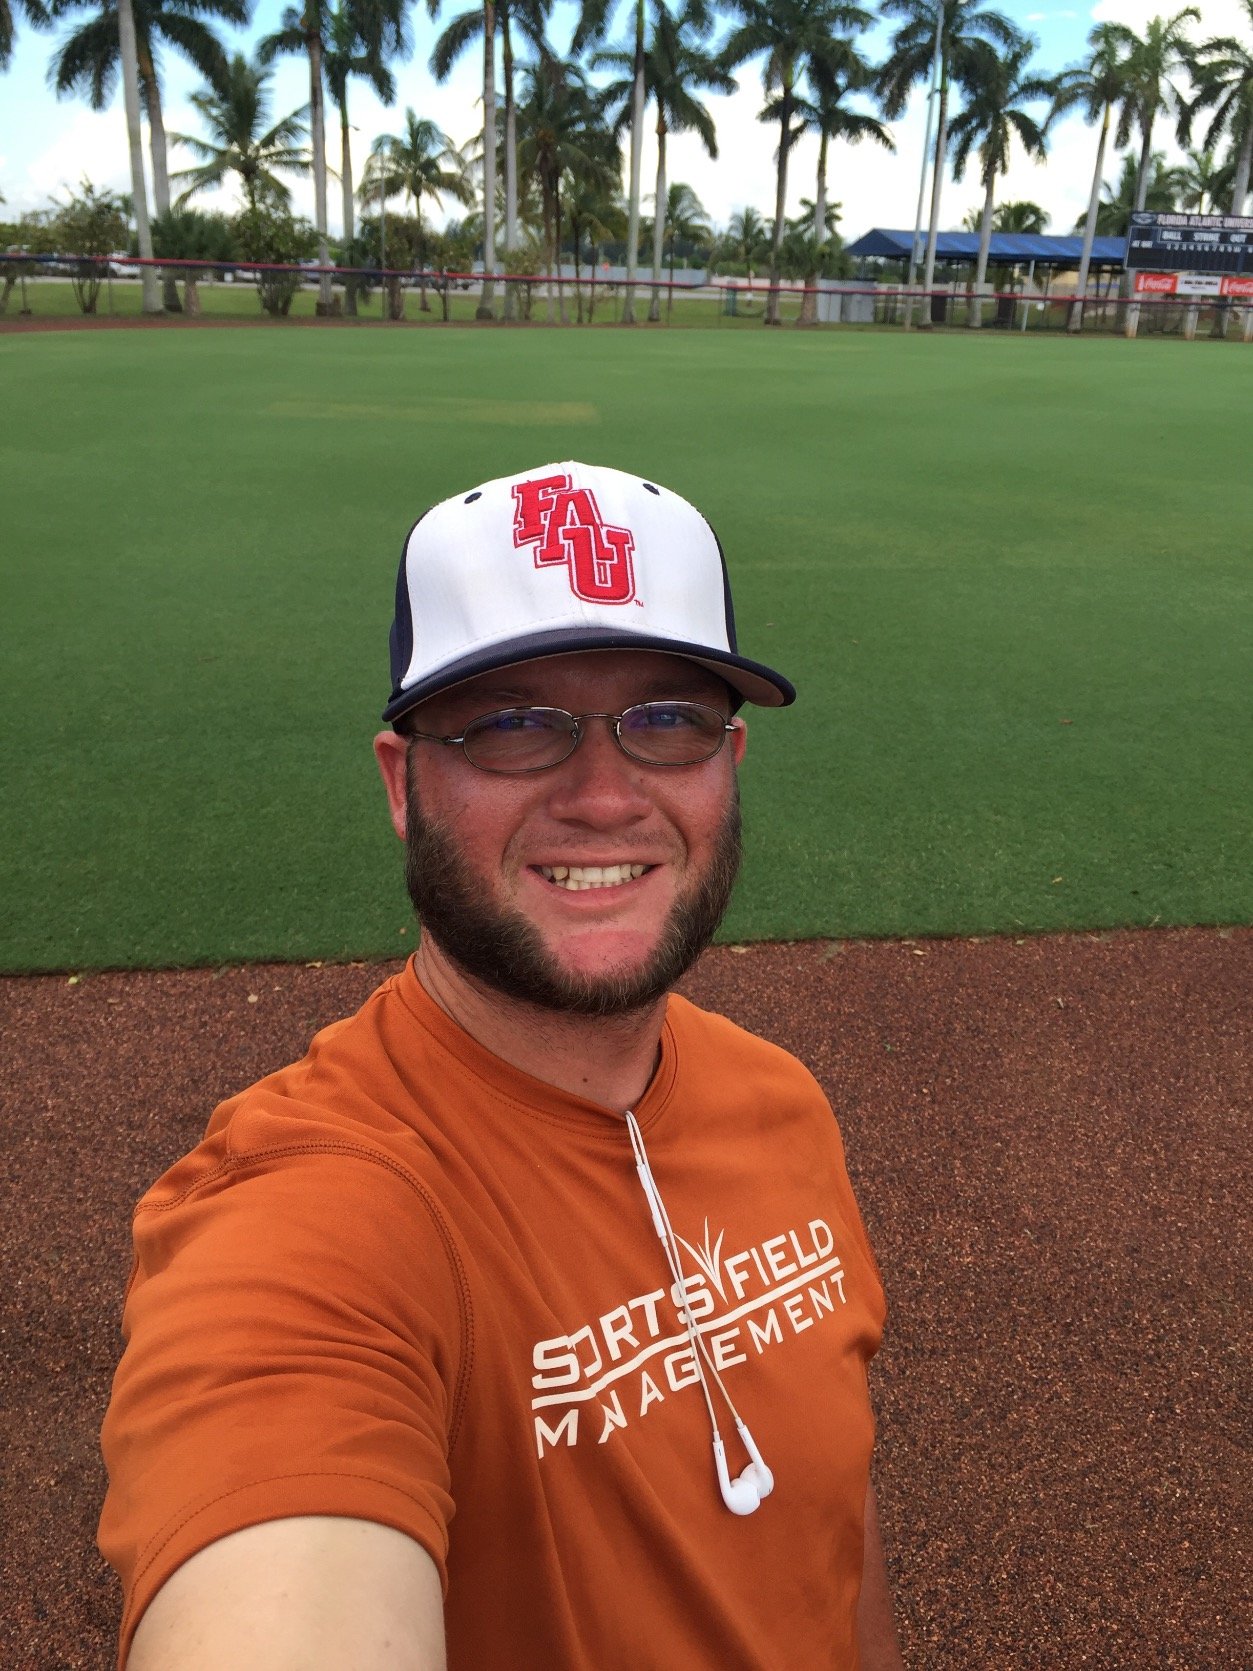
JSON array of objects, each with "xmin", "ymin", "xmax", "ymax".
[{"xmin": 2, "ymin": 926, "xmax": 1249, "ymax": 1669}]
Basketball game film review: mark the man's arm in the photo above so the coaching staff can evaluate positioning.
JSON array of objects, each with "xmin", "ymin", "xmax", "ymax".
[
  {"xmin": 126, "ymin": 1516, "xmax": 446, "ymax": 1671},
  {"xmin": 857, "ymin": 1480, "xmax": 904, "ymax": 1671}
]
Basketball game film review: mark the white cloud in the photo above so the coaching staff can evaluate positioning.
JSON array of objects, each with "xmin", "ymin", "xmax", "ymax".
[
  {"xmin": 19, "ymin": 107, "xmax": 142, "ymax": 214},
  {"xmin": 1090, "ymin": 0, "xmax": 1248, "ymax": 34}
]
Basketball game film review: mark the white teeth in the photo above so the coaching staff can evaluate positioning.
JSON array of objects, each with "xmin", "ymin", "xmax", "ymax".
[{"xmin": 538, "ymin": 863, "xmax": 650, "ymax": 890}]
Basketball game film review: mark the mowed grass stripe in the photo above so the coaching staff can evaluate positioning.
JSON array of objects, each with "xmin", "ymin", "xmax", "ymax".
[{"xmin": 1, "ymin": 327, "xmax": 1249, "ymax": 971}]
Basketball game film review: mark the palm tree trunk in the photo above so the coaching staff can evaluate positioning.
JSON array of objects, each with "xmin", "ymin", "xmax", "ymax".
[
  {"xmin": 1069, "ymin": 102, "xmax": 1109, "ymax": 333},
  {"xmin": 477, "ymin": 0, "xmax": 498, "ymax": 319},
  {"xmin": 416, "ymin": 196, "xmax": 430, "ymax": 311},
  {"xmin": 648, "ymin": 112, "xmax": 666, "ymax": 323},
  {"xmin": 621, "ymin": 0, "xmax": 646, "ymax": 325},
  {"xmin": 139, "ymin": 61, "xmax": 180, "ymax": 313},
  {"xmin": 1233, "ymin": 124, "xmax": 1253, "ymax": 215},
  {"xmin": 307, "ymin": 31, "xmax": 333, "ymax": 313},
  {"xmin": 920, "ymin": 68, "xmax": 949, "ymax": 327},
  {"xmin": 968, "ymin": 170, "xmax": 994, "ymax": 328},
  {"xmin": 542, "ymin": 187, "xmax": 555, "ymax": 324},
  {"xmin": 798, "ymin": 129, "xmax": 828, "ymax": 327},
  {"xmin": 340, "ymin": 104, "xmax": 356, "ymax": 317},
  {"xmin": 1122, "ymin": 113, "xmax": 1156, "ymax": 304},
  {"xmin": 555, "ymin": 194, "xmax": 567, "ymax": 323},
  {"xmin": 116, "ymin": 0, "xmax": 160, "ymax": 314},
  {"xmin": 1132, "ymin": 116, "xmax": 1155, "ymax": 213},
  {"xmin": 765, "ymin": 89, "xmax": 792, "ymax": 327},
  {"xmin": 1216, "ymin": 124, "xmax": 1253, "ymax": 337},
  {"xmin": 503, "ymin": 11, "xmax": 517, "ymax": 321}
]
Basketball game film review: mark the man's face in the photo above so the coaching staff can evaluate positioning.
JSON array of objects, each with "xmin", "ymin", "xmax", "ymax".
[{"xmin": 374, "ymin": 651, "xmax": 748, "ymax": 1017}]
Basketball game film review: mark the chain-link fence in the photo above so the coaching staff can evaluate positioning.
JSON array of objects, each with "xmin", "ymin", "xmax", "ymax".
[{"xmin": 4, "ymin": 254, "xmax": 1250, "ymax": 340}]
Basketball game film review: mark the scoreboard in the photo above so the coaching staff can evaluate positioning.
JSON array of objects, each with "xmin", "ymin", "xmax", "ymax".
[{"xmin": 1124, "ymin": 211, "xmax": 1253, "ymax": 274}]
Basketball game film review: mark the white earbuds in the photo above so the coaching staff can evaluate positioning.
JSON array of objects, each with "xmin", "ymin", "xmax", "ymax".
[
  {"xmin": 625, "ymin": 1111, "xmax": 776, "ymax": 1519},
  {"xmin": 713, "ymin": 1431, "xmax": 775, "ymax": 1516}
]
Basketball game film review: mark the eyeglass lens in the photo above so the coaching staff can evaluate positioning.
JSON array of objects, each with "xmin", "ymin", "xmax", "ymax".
[{"xmin": 462, "ymin": 703, "xmax": 728, "ymax": 771}]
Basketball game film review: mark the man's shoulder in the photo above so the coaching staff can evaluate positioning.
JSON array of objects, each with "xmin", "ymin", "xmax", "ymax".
[
  {"xmin": 134, "ymin": 963, "xmax": 444, "ymax": 1219},
  {"xmin": 665, "ymin": 990, "xmax": 824, "ymax": 1096}
]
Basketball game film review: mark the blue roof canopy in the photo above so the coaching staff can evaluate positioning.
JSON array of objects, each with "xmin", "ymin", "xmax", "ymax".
[{"xmin": 845, "ymin": 229, "xmax": 1126, "ymax": 266}]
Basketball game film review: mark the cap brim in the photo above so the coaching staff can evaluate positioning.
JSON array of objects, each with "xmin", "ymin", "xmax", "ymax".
[{"xmin": 383, "ymin": 627, "xmax": 795, "ymax": 724}]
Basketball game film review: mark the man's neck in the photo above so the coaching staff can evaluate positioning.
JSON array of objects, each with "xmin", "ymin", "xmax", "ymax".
[{"xmin": 412, "ymin": 939, "xmax": 667, "ymax": 1113}]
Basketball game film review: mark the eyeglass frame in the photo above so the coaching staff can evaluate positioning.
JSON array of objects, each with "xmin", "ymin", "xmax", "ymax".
[{"xmin": 403, "ymin": 701, "xmax": 739, "ymax": 775}]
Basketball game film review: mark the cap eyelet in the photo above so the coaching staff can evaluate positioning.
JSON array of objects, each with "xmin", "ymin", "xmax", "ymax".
[
  {"xmin": 642, "ymin": 483, "xmax": 660, "ymax": 496},
  {"xmin": 464, "ymin": 491, "xmax": 482, "ymax": 504}
]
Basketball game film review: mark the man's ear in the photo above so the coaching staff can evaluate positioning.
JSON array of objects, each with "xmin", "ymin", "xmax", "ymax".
[
  {"xmin": 373, "ymin": 731, "xmax": 409, "ymax": 841},
  {"xmin": 729, "ymin": 715, "xmax": 748, "ymax": 767}
]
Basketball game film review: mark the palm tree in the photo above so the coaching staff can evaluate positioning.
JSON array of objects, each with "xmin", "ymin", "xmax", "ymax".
[
  {"xmin": 722, "ymin": 0, "xmax": 872, "ymax": 326},
  {"xmin": 723, "ymin": 204, "xmax": 769, "ymax": 280},
  {"xmin": 171, "ymin": 53, "xmax": 310, "ymax": 211},
  {"xmin": 101, "ymin": 0, "xmax": 160, "ymax": 310},
  {"xmin": 877, "ymin": 0, "xmax": 1022, "ymax": 323},
  {"xmin": 1182, "ymin": 4, "xmax": 1253, "ymax": 215},
  {"xmin": 573, "ymin": 0, "xmax": 650, "ymax": 323},
  {"xmin": 324, "ymin": 1, "xmax": 408, "ymax": 317},
  {"xmin": 1083, "ymin": 149, "xmax": 1186, "ymax": 236},
  {"xmin": 365, "ymin": 109, "xmax": 470, "ymax": 308},
  {"xmin": 259, "ymin": 1, "xmax": 342, "ymax": 313},
  {"xmin": 516, "ymin": 49, "xmax": 614, "ymax": 321},
  {"xmin": 794, "ymin": 40, "xmax": 890, "ymax": 324},
  {"xmin": 427, "ymin": 0, "xmax": 503, "ymax": 318},
  {"xmin": 664, "ymin": 181, "xmax": 710, "ymax": 281},
  {"xmin": 1177, "ymin": 145, "xmax": 1226, "ymax": 211},
  {"xmin": 431, "ymin": 0, "xmax": 550, "ymax": 319},
  {"xmin": 990, "ymin": 199, "xmax": 1046, "ymax": 233},
  {"xmin": 600, "ymin": 2, "xmax": 732, "ymax": 322},
  {"xmin": 948, "ymin": 38, "xmax": 1051, "ymax": 327},
  {"xmin": 574, "ymin": 0, "xmax": 650, "ymax": 322},
  {"xmin": 564, "ymin": 170, "xmax": 624, "ymax": 320},
  {"xmin": 48, "ymin": 0, "xmax": 246, "ymax": 309},
  {"xmin": 2, "ymin": 0, "xmax": 49, "ymax": 71},
  {"xmin": 1051, "ymin": 22, "xmax": 1137, "ymax": 332},
  {"xmin": 1116, "ymin": 7, "xmax": 1200, "ymax": 221}
]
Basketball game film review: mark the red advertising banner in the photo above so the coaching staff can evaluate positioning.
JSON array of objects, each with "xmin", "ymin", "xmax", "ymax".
[
  {"xmin": 1134, "ymin": 270, "xmax": 1253, "ymax": 297},
  {"xmin": 1134, "ymin": 272, "xmax": 1178, "ymax": 294}
]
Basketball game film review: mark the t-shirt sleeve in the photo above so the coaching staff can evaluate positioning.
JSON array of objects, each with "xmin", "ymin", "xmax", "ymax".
[{"xmin": 98, "ymin": 1104, "xmax": 470, "ymax": 1665}]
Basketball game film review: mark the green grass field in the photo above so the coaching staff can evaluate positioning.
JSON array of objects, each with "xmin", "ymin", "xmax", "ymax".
[{"xmin": 2, "ymin": 323, "xmax": 1249, "ymax": 971}]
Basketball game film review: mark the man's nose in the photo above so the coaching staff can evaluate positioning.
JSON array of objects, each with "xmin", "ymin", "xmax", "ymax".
[{"xmin": 544, "ymin": 717, "xmax": 652, "ymax": 826}]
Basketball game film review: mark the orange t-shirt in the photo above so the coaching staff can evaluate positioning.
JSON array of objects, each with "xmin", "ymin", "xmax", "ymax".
[{"xmin": 99, "ymin": 963, "xmax": 885, "ymax": 1669}]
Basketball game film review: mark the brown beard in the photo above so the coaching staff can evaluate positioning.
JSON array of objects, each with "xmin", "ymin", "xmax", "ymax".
[{"xmin": 402, "ymin": 751, "xmax": 742, "ymax": 1018}]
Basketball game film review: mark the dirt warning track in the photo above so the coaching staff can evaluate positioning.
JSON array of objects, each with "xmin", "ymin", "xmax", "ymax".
[{"xmin": 2, "ymin": 925, "xmax": 1249, "ymax": 1668}]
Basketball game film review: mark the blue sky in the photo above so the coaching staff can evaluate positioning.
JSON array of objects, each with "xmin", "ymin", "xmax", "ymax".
[{"xmin": 1, "ymin": 2, "xmax": 1247, "ymax": 238}]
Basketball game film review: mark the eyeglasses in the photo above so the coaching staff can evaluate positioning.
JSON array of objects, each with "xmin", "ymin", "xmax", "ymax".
[{"xmin": 407, "ymin": 702, "xmax": 736, "ymax": 774}]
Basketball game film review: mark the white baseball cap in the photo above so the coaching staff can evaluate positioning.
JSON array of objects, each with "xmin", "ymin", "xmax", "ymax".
[{"xmin": 384, "ymin": 461, "xmax": 795, "ymax": 723}]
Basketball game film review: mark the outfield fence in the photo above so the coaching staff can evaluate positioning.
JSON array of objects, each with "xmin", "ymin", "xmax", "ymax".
[{"xmin": 3, "ymin": 253, "xmax": 1249, "ymax": 340}]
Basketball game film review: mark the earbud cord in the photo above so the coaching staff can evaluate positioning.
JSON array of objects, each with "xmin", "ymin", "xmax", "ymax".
[{"xmin": 624, "ymin": 1111, "xmax": 752, "ymax": 1441}]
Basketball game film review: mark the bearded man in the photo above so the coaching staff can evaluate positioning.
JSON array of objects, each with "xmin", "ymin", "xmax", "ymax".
[{"xmin": 100, "ymin": 463, "xmax": 902, "ymax": 1670}]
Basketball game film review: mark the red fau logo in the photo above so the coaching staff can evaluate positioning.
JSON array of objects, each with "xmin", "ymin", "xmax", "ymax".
[{"xmin": 512, "ymin": 473, "xmax": 636, "ymax": 605}]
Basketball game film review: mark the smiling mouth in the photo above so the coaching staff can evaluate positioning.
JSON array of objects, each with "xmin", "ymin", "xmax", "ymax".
[{"xmin": 535, "ymin": 863, "xmax": 653, "ymax": 891}]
